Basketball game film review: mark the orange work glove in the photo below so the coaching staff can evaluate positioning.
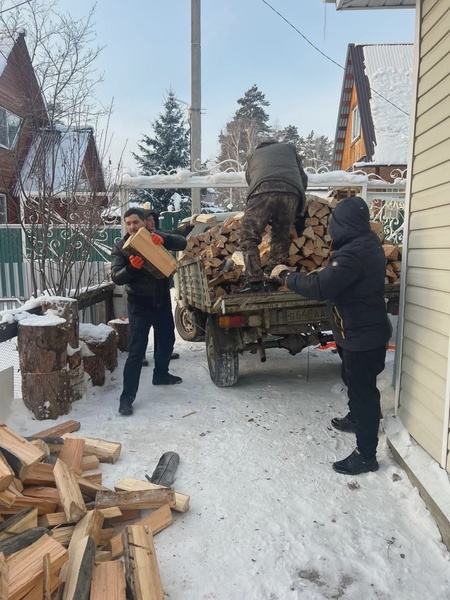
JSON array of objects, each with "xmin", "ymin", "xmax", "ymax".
[
  {"xmin": 151, "ymin": 232, "xmax": 164, "ymax": 245},
  {"xmin": 129, "ymin": 254, "xmax": 144, "ymax": 269}
]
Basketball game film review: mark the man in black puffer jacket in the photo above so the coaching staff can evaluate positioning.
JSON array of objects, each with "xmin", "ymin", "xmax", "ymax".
[
  {"xmin": 111, "ymin": 208, "xmax": 187, "ymax": 416},
  {"xmin": 237, "ymin": 140, "xmax": 308, "ymax": 294},
  {"xmin": 270, "ymin": 196, "xmax": 391, "ymax": 475}
]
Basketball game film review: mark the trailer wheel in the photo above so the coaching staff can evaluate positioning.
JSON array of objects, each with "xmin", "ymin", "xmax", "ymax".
[
  {"xmin": 205, "ymin": 318, "xmax": 239, "ymax": 387},
  {"xmin": 175, "ymin": 305, "xmax": 205, "ymax": 342}
]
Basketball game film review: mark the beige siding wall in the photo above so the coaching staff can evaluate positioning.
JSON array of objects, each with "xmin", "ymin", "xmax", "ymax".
[{"xmin": 399, "ymin": 0, "xmax": 450, "ymax": 468}]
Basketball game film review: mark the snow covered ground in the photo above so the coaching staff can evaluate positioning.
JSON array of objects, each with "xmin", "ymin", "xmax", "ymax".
[{"xmin": 5, "ymin": 327, "xmax": 450, "ymax": 599}]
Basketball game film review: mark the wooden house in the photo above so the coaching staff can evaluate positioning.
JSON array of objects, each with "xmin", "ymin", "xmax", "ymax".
[
  {"xmin": 325, "ymin": 0, "xmax": 450, "ymax": 548},
  {"xmin": 0, "ymin": 30, "xmax": 107, "ymax": 224},
  {"xmin": 333, "ymin": 42, "xmax": 413, "ymax": 182},
  {"xmin": 16, "ymin": 125, "xmax": 108, "ymax": 223},
  {"xmin": 0, "ymin": 30, "xmax": 48, "ymax": 222}
]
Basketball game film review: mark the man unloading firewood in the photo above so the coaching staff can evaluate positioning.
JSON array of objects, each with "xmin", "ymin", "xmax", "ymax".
[
  {"xmin": 110, "ymin": 208, "xmax": 186, "ymax": 416},
  {"xmin": 141, "ymin": 209, "xmax": 183, "ymax": 366},
  {"xmin": 237, "ymin": 140, "xmax": 308, "ymax": 294}
]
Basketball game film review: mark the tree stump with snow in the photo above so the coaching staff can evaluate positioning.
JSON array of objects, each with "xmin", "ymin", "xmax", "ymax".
[
  {"xmin": 41, "ymin": 297, "xmax": 85, "ymax": 402},
  {"xmin": 18, "ymin": 315, "xmax": 71, "ymax": 420},
  {"xmin": 41, "ymin": 297, "xmax": 79, "ymax": 351},
  {"xmin": 79, "ymin": 323, "xmax": 118, "ymax": 386},
  {"xmin": 107, "ymin": 318, "xmax": 129, "ymax": 352}
]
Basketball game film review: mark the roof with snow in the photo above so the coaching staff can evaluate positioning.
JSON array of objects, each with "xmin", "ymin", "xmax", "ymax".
[
  {"xmin": 333, "ymin": 43, "xmax": 413, "ymax": 168},
  {"xmin": 18, "ymin": 126, "xmax": 94, "ymax": 196}
]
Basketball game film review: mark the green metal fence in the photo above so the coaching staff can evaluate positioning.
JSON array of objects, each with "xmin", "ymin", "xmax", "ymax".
[{"xmin": 0, "ymin": 225, "xmax": 122, "ymax": 300}]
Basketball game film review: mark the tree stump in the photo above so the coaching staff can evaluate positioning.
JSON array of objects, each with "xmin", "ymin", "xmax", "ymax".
[
  {"xmin": 69, "ymin": 362, "xmax": 85, "ymax": 403},
  {"xmin": 21, "ymin": 372, "xmax": 70, "ymax": 420},
  {"xmin": 18, "ymin": 315, "xmax": 71, "ymax": 420},
  {"xmin": 41, "ymin": 297, "xmax": 79, "ymax": 349},
  {"xmin": 79, "ymin": 324, "xmax": 118, "ymax": 374},
  {"xmin": 108, "ymin": 319, "xmax": 129, "ymax": 352},
  {"xmin": 18, "ymin": 317, "xmax": 68, "ymax": 374},
  {"xmin": 80, "ymin": 343, "xmax": 106, "ymax": 387}
]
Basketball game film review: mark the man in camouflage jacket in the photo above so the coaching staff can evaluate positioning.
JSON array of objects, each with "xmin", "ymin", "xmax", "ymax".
[{"xmin": 238, "ymin": 140, "xmax": 308, "ymax": 294}]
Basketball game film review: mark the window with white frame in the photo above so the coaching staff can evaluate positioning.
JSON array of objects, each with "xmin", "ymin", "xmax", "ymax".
[
  {"xmin": 0, "ymin": 106, "xmax": 22, "ymax": 150},
  {"xmin": 351, "ymin": 106, "xmax": 361, "ymax": 142},
  {"xmin": 0, "ymin": 194, "xmax": 7, "ymax": 224}
]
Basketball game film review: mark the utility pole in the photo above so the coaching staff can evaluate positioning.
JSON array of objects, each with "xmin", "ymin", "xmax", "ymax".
[{"xmin": 191, "ymin": 0, "xmax": 201, "ymax": 214}]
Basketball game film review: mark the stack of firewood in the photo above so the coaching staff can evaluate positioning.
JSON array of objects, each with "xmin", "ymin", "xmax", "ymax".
[
  {"xmin": 181, "ymin": 196, "xmax": 402, "ymax": 299},
  {"xmin": 0, "ymin": 420, "xmax": 188, "ymax": 599}
]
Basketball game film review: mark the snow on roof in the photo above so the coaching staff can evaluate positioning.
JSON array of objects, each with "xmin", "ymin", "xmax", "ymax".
[
  {"xmin": 0, "ymin": 30, "xmax": 23, "ymax": 77},
  {"xmin": 362, "ymin": 44, "xmax": 413, "ymax": 165},
  {"xmin": 120, "ymin": 170, "xmax": 370, "ymax": 189},
  {"xmin": 18, "ymin": 127, "xmax": 92, "ymax": 195}
]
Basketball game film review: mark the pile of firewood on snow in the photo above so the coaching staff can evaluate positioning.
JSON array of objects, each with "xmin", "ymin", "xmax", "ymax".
[
  {"xmin": 0, "ymin": 419, "xmax": 188, "ymax": 599},
  {"xmin": 181, "ymin": 196, "xmax": 402, "ymax": 300}
]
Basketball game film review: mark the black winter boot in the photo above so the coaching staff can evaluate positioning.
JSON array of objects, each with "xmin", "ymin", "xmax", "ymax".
[
  {"xmin": 331, "ymin": 413, "xmax": 357, "ymax": 433},
  {"xmin": 263, "ymin": 280, "xmax": 279, "ymax": 293},
  {"xmin": 235, "ymin": 281, "xmax": 264, "ymax": 294},
  {"xmin": 332, "ymin": 448, "xmax": 379, "ymax": 475},
  {"xmin": 152, "ymin": 372, "xmax": 182, "ymax": 385},
  {"xmin": 119, "ymin": 398, "xmax": 134, "ymax": 416}
]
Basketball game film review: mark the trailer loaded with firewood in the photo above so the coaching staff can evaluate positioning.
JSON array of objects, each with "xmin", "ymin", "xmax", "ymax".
[{"xmin": 174, "ymin": 197, "xmax": 401, "ymax": 387}]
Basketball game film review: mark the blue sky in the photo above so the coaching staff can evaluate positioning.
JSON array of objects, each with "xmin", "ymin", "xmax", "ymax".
[{"xmin": 56, "ymin": 0, "xmax": 416, "ymax": 171}]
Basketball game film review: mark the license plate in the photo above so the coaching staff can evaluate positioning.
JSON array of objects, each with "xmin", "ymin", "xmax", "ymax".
[{"xmin": 286, "ymin": 307, "xmax": 328, "ymax": 323}]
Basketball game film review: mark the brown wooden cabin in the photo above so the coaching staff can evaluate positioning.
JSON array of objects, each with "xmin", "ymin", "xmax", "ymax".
[
  {"xmin": 0, "ymin": 30, "xmax": 48, "ymax": 221},
  {"xmin": 332, "ymin": 43, "xmax": 413, "ymax": 183},
  {"xmin": 0, "ymin": 30, "xmax": 107, "ymax": 225}
]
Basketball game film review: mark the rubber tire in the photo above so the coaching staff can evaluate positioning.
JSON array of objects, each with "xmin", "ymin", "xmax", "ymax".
[
  {"xmin": 174, "ymin": 305, "xmax": 205, "ymax": 342},
  {"xmin": 205, "ymin": 318, "xmax": 239, "ymax": 387}
]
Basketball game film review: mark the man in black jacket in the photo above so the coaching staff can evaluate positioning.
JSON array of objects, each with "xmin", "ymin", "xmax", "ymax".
[
  {"xmin": 238, "ymin": 140, "xmax": 308, "ymax": 294},
  {"xmin": 142, "ymin": 209, "xmax": 181, "ymax": 364},
  {"xmin": 270, "ymin": 196, "xmax": 391, "ymax": 475},
  {"xmin": 111, "ymin": 208, "xmax": 187, "ymax": 416}
]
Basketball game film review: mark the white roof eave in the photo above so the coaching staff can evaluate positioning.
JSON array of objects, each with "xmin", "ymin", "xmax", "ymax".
[{"xmin": 120, "ymin": 170, "xmax": 374, "ymax": 190}]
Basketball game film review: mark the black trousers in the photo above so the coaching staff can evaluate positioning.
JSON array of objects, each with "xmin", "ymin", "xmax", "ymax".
[
  {"xmin": 337, "ymin": 344, "xmax": 387, "ymax": 459},
  {"xmin": 120, "ymin": 301, "xmax": 175, "ymax": 403}
]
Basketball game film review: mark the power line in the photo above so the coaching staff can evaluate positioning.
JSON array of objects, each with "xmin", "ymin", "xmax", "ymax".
[
  {"xmin": 0, "ymin": 0, "xmax": 33, "ymax": 15},
  {"xmin": 260, "ymin": 0, "xmax": 410, "ymax": 117}
]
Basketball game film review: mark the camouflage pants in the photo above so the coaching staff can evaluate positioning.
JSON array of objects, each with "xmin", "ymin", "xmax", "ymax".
[{"xmin": 239, "ymin": 192, "xmax": 299, "ymax": 282}]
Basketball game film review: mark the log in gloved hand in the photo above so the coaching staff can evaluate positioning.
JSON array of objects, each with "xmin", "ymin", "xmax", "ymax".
[
  {"xmin": 129, "ymin": 254, "xmax": 144, "ymax": 270},
  {"xmin": 270, "ymin": 264, "xmax": 291, "ymax": 283},
  {"xmin": 150, "ymin": 232, "xmax": 164, "ymax": 245}
]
